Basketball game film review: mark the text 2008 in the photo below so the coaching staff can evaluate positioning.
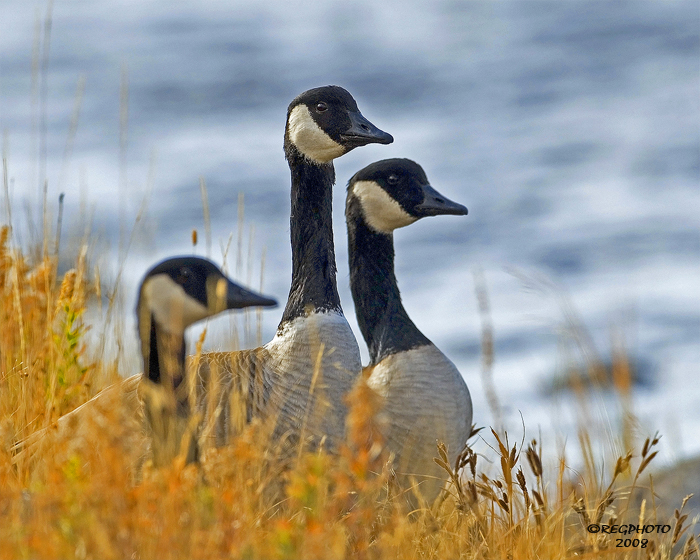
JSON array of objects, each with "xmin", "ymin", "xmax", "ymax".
[{"xmin": 616, "ymin": 539, "xmax": 647, "ymax": 548}]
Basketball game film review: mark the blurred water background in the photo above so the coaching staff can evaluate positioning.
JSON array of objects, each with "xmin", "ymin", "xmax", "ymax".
[{"xmin": 1, "ymin": 0, "xmax": 698, "ymax": 464}]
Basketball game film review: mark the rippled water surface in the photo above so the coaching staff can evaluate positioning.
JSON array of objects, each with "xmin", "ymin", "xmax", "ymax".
[{"xmin": 1, "ymin": 0, "xmax": 698, "ymax": 461}]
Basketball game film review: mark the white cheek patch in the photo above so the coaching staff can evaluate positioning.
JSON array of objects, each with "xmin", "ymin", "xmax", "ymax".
[
  {"xmin": 287, "ymin": 105, "xmax": 345, "ymax": 163},
  {"xmin": 141, "ymin": 274, "xmax": 209, "ymax": 335},
  {"xmin": 353, "ymin": 180, "xmax": 418, "ymax": 234}
]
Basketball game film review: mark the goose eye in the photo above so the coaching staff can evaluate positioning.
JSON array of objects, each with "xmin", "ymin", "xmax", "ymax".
[
  {"xmin": 387, "ymin": 174, "xmax": 399, "ymax": 185},
  {"xmin": 316, "ymin": 102, "xmax": 328, "ymax": 113},
  {"xmin": 176, "ymin": 267, "xmax": 191, "ymax": 285}
]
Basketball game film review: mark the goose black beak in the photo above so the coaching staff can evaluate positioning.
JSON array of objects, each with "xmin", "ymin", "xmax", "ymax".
[
  {"xmin": 415, "ymin": 185, "xmax": 468, "ymax": 217},
  {"xmin": 341, "ymin": 111, "xmax": 394, "ymax": 147},
  {"xmin": 226, "ymin": 280, "xmax": 278, "ymax": 309}
]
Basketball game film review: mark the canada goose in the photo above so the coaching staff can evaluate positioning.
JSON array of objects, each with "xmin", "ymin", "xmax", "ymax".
[
  {"xmin": 137, "ymin": 256, "xmax": 276, "ymax": 466},
  {"xmin": 346, "ymin": 158, "xmax": 472, "ymax": 505},
  {"xmin": 11, "ymin": 256, "xmax": 277, "ymax": 468},
  {"xmin": 197, "ymin": 86, "xmax": 393, "ymax": 454}
]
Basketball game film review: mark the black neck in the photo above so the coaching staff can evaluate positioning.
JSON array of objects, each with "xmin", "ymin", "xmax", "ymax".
[
  {"xmin": 279, "ymin": 146, "xmax": 342, "ymax": 326},
  {"xmin": 145, "ymin": 314, "xmax": 186, "ymax": 391},
  {"xmin": 146, "ymin": 314, "xmax": 160, "ymax": 382},
  {"xmin": 347, "ymin": 197, "xmax": 431, "ymax": 365}
]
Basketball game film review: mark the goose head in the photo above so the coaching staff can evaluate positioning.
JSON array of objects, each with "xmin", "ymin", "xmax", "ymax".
[
  {"xmin": 137, "ymin": 256, "xmax": 277, "ymax": 381},
  {"xmin": 347, "ymin": 158, "xmax": 468, "ymax": 234},
  {"xmin": 285, "ymin": 85, "xmax": 394, "ymax": 164}
]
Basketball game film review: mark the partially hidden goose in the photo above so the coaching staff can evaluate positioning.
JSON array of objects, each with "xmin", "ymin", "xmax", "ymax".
[
  {"xmin": 137, "ymin": 256, "xmax": 276, "ymax": 466},
  {"xmin": 11, "ymin": 256, "xmax": 277, "ymax": 468},
  {"xmin": 196, "ymin": 86, "xmax": 393, "ymax": 456},
  {"xmin": 345, "ymin": 158, "xmax": 472, "ymax": 505}
]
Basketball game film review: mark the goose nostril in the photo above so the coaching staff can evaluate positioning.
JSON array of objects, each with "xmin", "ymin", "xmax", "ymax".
[
  {"xmin": 360, "ymin": 123, "xmax": 370, "ymax": 132},
  {"xmin": 436, "ymin": 197, "xmax": 445, "ymax": 204}
]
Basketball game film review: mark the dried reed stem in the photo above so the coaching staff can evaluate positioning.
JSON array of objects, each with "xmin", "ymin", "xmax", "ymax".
[{"xmin": 473, "ymin": 267, "xmax": 502, "ymax": 431}]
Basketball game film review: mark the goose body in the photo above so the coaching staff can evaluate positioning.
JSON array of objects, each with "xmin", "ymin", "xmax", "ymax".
[
  {"xmin": 197, "ymin": 86, "xmax": 393, "ymax": 453},
  {"xmin": 137, "ymin": 256, "xmax": 276, "ymax": 466},
  {"xmin": 346, "ymin": 159, "xmax": 472, "ymax": 505}
]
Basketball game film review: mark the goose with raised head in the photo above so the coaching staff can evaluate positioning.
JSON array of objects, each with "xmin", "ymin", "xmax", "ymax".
[
  {"xmin": 346, "ymin": 158, "xmax": 472, "ymax": 505},
  {"xmin": 137, "ymin": 256, "xmax": 276, "ymax": 466},
  {"xmin": 198, "ymin": 86, "xmax": 393, "ymax": 454}
]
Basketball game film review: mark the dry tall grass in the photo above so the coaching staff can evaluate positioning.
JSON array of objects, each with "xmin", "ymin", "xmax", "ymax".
[{"xmin": 0, "ymin": 225, "xmax": 698, "ymax": 560}]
